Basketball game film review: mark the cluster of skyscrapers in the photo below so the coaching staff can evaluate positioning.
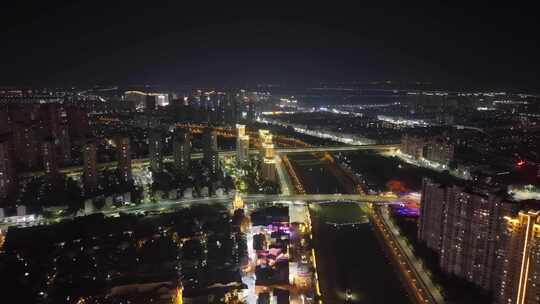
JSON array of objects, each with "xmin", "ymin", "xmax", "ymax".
[
  {"xmin": 0, "ymin": 104, "xmax": 89, "ymax": 199},
  {"xmin": 418, "ymin": 178, "xmax": 540, "ymax": 303}
]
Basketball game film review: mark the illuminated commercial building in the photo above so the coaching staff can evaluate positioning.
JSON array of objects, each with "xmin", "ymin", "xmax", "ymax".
[
  {"xmin": 0, "ymin": 139, "xmax": 15, "ymax": 200},
  {"xmin": 124, "ymin": 91, "xmax": 169, "ymax": 111},
  {"xmin": 116, "ymin": 136, "xmax": 132, "ymax": 183},
  {"xmin": 497, "ymin": 210, "xmax": 540, "ymax": 304},
  {"xmin": 82, "ymin": 140, "xmax": 98, "ymax": 194},
  {"xmin": 418, "ymin": 178, "xmax": 515, "ymax": 291},
  {"xmin": 148, "ymin": 130, "xmax": 164, "ymax": 173},
  {"xmin": 259, "ymin": 130, "xmax": 276, "ymax": 182},
  {"xmin": 173, "ymin": 129, "xmax": 191, "ymax": 172},
  {"xmin": 236, "ymin": 124, "xmax": 250, "ymax": 164}
]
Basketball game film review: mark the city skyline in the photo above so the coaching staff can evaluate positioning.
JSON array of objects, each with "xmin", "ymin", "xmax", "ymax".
[{"xmin": 1, "ymin": 3, "xmax": 540, "ymax": 304}]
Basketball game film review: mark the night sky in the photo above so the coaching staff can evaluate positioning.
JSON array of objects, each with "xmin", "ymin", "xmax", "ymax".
[{"xmin": 1, "ymin": 2, "xmax": 539, "ymax": 91}]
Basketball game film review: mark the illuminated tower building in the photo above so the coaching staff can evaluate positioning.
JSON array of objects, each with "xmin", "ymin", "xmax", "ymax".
[
  {"xmin": 203, "ymin": 127, "xmax": 219, "ymax": 176},
  {"xmin": 236, "ymin": 124, "xmax": 250, "ymax": 164},
  {"xmin": 0, "ymin": 139, "xmax": 15, "ymax": 200},
  {"xmin": 173, "ymin": 285, "xmax": 183, "ymax": 304},
  {"xmin": 232, "ymin": 192, "xmax": 244, "ymax": 210},
  {"xmin": 259, "ymin": 130, "xmax": 276, "ymax": 182},
  {"xmin": 497, "ymin": 210, "xmax": 540, "ymax": 304},
  {"xmin": 173, "ymin": 129, "xmax": 191, "ymax": 172},
  {"xmin": 149, "ymin": 130, "xmax": 164, "ymax": 173},
  {"xmin": 115, "ymin": 136, "xmax": 132, "ymax": 183},
  {"xmin": 82, "ymin": 140, "xmax": 98, "ymax": 194},
  {"xmin": 41, "ymin": 138, "xmax": 58, "ymax": 177}
]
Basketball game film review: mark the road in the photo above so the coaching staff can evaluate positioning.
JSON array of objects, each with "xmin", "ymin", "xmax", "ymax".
[
  {"xmin": 1, "ymin": 193, "xmax": 402, "ymax": 229},
  {"xmin": 372, "ymin": 205, "xmax": 445, "ymax": 304},
  {"xmin": 18, "ymin": 144, "xmax": 398, "ymax": 178}
]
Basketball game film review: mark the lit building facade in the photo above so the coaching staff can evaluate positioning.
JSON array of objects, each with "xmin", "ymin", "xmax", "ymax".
[
  {"xmin": 0, "ymin": 140, "xmax": 15, "ymax": 200},
  {"xmin": 82, "ymin": 141, "xmax": 98, "ymax": 194},
  {"xmin": 149, "ymin": 130, "xmax": 164, "ymax": 173},
  {"xmin": 203, "ymin": 128, "xmax": 219, "ymax": 176},
  {"xmin": 418, "ymin": 178, "xmax": 515, "ymax": 291},
  {"xmin": 124, "ymin": 91, "xmax": 169, "ymax": 111},
  {"xmin": 236, "ymin": 124, "xmax": 250, "ymax": 164},
  {"xmin": 401, "ymin": 134, "xmax": 454, "ymax": 165},
  {"xmin": 232, "ymin": 193, "xmax": 244, "ymax": 210},
  {"xmin": 57, "ymin": 125, "xmax": 71, "ymax": 166},
  {"xmin": 173, "ymin": 129, "xmax": 191, "ymax": 172},
  {"xmin": 41, "ymin": 139, "xmax": 58, "ymax": 177},
  {"xmin": 259, "ymin": 130, "xmax": 276, "ymax": 182},
  {"xmin": 418, "ymin": 178, "xmax": 446, "ymax": 251},
  {"xmin": 425, "ymin": 138, "xmax": 454, "ymax": 165},
  {"xmin": 13, "ymin": 123, "xmax": 39, "ymax": 169},
  {"xmin": 497, "ymin": 210, "xmax": 540, "ymax": 304},
  {"xmin": 401, "ymin": 134, "xmax": 425, "ymax": 159},
  {"xmin": 116, "ymin": 136, "xmax": 132, "ymax": 183}
]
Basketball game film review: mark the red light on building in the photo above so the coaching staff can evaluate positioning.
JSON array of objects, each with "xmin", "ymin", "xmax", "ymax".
[{"xmin": 516, "ymin": 159, "xmax": 525, "ymax": 167}]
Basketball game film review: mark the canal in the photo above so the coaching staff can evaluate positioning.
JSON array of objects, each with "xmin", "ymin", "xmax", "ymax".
[{"xmin": 288, "ymin": 153, "xmax": 412, "ymax": 303}]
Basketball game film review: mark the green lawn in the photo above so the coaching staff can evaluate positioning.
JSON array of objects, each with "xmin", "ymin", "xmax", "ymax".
[{"xmin": 310, "ymin": 202, "xmax": 368, "ymax": 223}]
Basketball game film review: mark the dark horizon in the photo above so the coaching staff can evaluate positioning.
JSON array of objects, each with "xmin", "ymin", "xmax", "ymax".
[{"xmin": 1, "ymin": 2, "xmax": 539, "ymax": 92}]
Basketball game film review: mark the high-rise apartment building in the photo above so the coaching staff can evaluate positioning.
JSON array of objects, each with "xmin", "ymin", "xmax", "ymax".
[
  {"xmin": 418, "ymin": 178, "xmax": 446, "ymax": 251},
  {"xmin": 224, "ymin": 92, "xmax": 238, "ymax": 124},
  {"xmin": 418, "ymin": 178, "xmax": 515, "ymax": 291},
  {"xmin": 115, "ymin": 136, "xmax": 132, "ymax": 183},
  {"xmin": 497, "ymin": 210, "xmax": 540, "ymax": 304},
  {"xmin": 149, "ymin": 130, "xmax": 164, "ymax": 173},
  {"xmin": 401, "ymin": 134, "xmax": 425, "ymax": 159},
  {"xmin": 0, "ymin": 139, "xmax": 15, "ymax": 200},
  {"xmin": 259, "ymin": 130, "xmax": 276, "ymax": 182},
  {"xmin": 173, "ymin": 129, "xmax": 191, "ymax": 172},
  {"xmin": 58, "ymin": 125, "xmax": 72, "ymax": 165},
  {"xmin": 82, "ymin": 140, "xmax": 98, "ymax": 194},
  {"xmin": 13, "ymin": 123, "xmax": 39, "ymax": 169},
  {"xmin": 425, "ymin": 138, "xmax": 454, "ymax": 165},
  {"xmin": 401, "ymin": 134, "xmax": 454, "ymax": 165},
  {"xmin": 236, "ymin": 124, "xmax": 250, "ymax": 164},
  {"xmin": 41, "ymin": 138, "xmax": 58, "ymax": 177},
  {"xmin": 203, "ymin": 127, "xmax": 219, "ymax": 176},
  {"xmin": 66, "ymin": 106, "xmax": 89, "ymax": 139}
]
